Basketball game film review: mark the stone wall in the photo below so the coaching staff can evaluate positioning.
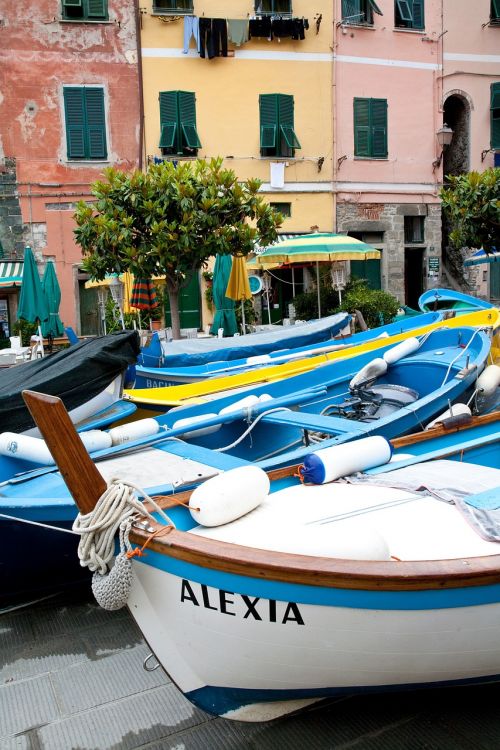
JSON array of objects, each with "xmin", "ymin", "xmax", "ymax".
[
  {"xmin": 336, "ymin": 201, "xmax": 443, "ymax": 303},
  {"xmin": 0, "ymin": 158, "xmax": 25, "ymax": 258}
]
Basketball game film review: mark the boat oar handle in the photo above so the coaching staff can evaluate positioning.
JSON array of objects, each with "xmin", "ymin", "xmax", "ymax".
[{"xmin": 22, "ymin": 390, "xmax": 107, "ymax": 514}]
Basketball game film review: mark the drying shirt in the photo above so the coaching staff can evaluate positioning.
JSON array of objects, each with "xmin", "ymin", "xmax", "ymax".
[
  {"xmin": 227, "ymin": 19, "xmax": 249, "ymax": 46},
  {"xmin": 249, "ymin": 17, "xmax": 272, "ymax": 38}
]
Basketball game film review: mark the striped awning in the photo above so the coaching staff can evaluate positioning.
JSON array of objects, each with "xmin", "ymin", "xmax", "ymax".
[{"xmin": 0, "ymin": 261, "xmax": 23, "ymax": 288}]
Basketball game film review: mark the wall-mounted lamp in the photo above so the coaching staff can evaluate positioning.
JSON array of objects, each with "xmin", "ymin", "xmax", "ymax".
[
  {"xmin": 109, "ymin": 275, "xmax": 125, "ymax": 329},
  {"xmin": 432, "ymin": 124, "xmax": 453, "ymax": 169},
  {"xmin": 481, "ymin": 148, "xmax": 493, "ymax": 162}
]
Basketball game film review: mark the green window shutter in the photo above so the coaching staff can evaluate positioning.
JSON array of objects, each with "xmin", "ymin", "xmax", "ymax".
[
  {"xmin": 159, "ymin": 123, "xmax": 177, "ymax": 149},
  {"xmin": 342, "ymin": 0, "xmax": 361, "ymax": 21},
  {"xmin": 493, "ymin": 0, "xmax": 500, "ymax": 18},
  {"xmin": 159, "ymin": 91, "xmax": 180, "ymax": 151},
  {"xmin": 63, "ymin": 0, "xmax": 82, "ymax": 6},
  {"xmin": 64, "ymin": 88, "xmax": 86, "ymax": 158},
  {"xmin": 260, "ymin": 94, "xmax": 278, "ymax": 149},
  {"xmin": 178, "ymin": 91, "xmax": 201, "ymax": 150},
  {"xmin": 280, "ymin": 125, "xmax": 301, "ymax": 149},
  {"xmin": 371, "ymin": 98, "xmax": 388, "ymax": 157},
  {"xmin": 278, "ymin": 94, "xmax": 300, "ymax": 150},
  {"xmin": 85, "ymin": 88, "xmax": 107, "ymax": 159},
  {"xmin": 182, "ymin": 123, "xmax": 202, "ymax": 149},
  {"xmin": 368, "ymin": 0, "xmax": 383, "ymax": 15},
  {"xmin": 491, "ymin": 83, "xmax": 500, "ymax": 149},
  {"xmin": 353, "ymin": 98, "xmax": 371, "ymax": 157},
  {"xmin": 396, "ymin": 0, "xmax": 413, "ymax": 21},
  {"xmin": 87, "ymin": 0, "xmax": 107, "ymax": 17},
  {"xmin": 411, "ymin": 0, "xmax": 424, "ymax": 28}
]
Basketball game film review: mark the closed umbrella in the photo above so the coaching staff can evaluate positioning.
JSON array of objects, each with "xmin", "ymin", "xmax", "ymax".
[
  {"xmin": 17, "ymin": 246, "xmax": 49, "ymax": 356},
  {"xmin": 130, "ymin": 277, "xmax": 159, "ymax": 330},
  {"xmin": 225, "ymin": 255, "xmax": 252, "ymax": 334},
  {"xmin": 209, "ymin": 255, "xmax": 237, "ymax": 337},
  {"xmin": 41, "ymin": 262, "xmax": 64, "ymax": 339},
  {"xmin": 250, "ymin": 233, "xmax": 381, "ymax": 318}
]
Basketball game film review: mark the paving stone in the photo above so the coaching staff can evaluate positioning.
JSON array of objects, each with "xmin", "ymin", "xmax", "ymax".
[{"xmin": 0, "ymin": 674, "xmax": 60, "ymax": 738}]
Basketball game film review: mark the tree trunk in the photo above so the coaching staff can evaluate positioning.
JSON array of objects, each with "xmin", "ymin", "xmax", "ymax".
[{"xmin": 166, "ymin": 282, "xmax": 181, "ymax": 340}]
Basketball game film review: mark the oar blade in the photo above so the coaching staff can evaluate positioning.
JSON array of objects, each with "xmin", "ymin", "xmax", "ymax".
[{"xmin": 22, "ymin": 390, "xmax": 107, "ymax": 514}]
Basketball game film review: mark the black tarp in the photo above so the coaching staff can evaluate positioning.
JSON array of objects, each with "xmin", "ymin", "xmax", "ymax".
[{"xmin": 0, "ymin": 330, "xmax": 140, "ymax": 433}]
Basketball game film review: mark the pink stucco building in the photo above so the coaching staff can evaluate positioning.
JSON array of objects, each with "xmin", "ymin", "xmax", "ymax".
[{"xmin": 0, "ymin": 0, "xmax": 141, "ymax": 336}]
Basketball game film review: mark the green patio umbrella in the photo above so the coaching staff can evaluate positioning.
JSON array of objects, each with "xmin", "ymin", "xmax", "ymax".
[
  {"xmin": 249, "ymin": 233, "xmax": 381, "ymax": 317},
  {"xmin": 17, "ymin": 246, "xmax": 49, "ymax": 353},
  {"xmin": 209, "ymin": 255, "xmax": 238, "ymax": 337},
  {"xmin": 41, "ymin": 261, "xmax": 65, "ymax": 339}
]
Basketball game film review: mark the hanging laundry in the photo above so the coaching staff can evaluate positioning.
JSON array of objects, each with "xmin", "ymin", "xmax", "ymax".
[
  {"xmin": 249, "ymin": 17, "xmax": 272, "ymax": 39},
  {"xmin": 291, "ymin": 18, "xmax": 308, "ymax": 40},
  {"xmin": 270, "ymin": 162, "xmax": 285, "ymax": 189},
  {"xmin": 227, "ymin": 19, "xmax": 250, "ymax": 46},
  {"xmin": 271, "ymin": 18, "xmax": 294, "ymax": 39},
  {"xmin": 183, "ymin": 15, "xmax": 200, "ymax": 54},
  {"xmin": 199, "ymin": 18, "xmax": 228, "ymax": 59}
]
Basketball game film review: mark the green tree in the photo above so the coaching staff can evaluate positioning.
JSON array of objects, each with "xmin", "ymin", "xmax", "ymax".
[
  {"xmin": 74, "ymin": 159, "xmax": 282, "ymax": 339},
  {"xmin": 440, "ymin": 168, "xmax": 500, "ymax": 255}
]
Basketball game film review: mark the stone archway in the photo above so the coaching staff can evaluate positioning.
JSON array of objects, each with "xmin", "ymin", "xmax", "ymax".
[{"xmin": 442, "ymin": 91, "xmax": 473, "ymax": 177}]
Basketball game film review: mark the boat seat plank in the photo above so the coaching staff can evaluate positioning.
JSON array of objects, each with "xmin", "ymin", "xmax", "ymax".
[{"xmin": 260, "ymin": 410, "xmax": 367, "ymax": 434}]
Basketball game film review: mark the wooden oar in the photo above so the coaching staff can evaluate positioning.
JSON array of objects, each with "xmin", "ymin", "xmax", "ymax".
[{"xmin": 22, "ymin": 390, "xmax": 106, "ymax": 513}]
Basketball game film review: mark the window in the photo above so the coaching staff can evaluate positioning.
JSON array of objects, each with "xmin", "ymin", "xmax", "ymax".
[
  {"xmin": 404, "ymin": 216, "xmax": 425, "ymax": 243},
  {"xmin": 353, "ymin": 98, "xmax": 388, "ymax": 158},
  {"xmin": 342, "ymin": 0, "xmax": 383, "ymax": 25},
  {"xmin": 259, "ymin": 94, "xmax": 301, "ymax": 158},
  {"xmin": 270, "ymin": 202, "xmax": 291, "ymax": 217},
  {"xmin": 159, "ymin": 91, "xmax": 201, "ymax": 156},
  {"xmin": 63, "ymin": 87, "xmax": 107, "ymax": 160},
  {"xmin": 255, "ymin": 0, "xmax": 292, "ymax": 16},
  {"xmin": 395, "ymin": 0, "xmax": 424, "ymax": 29},
  {"xmin": 491, "ymin": 83, "xmax": 500, "ymax": 150},
  {"xmin": 152, "ymin": 0, "xmax": 193, "ymax": 14},
  {"xmin": 491, "ymin": 0, "xmax": 500, "ymax": 24},
  {"xmin": 62, "ymin": 0, "xmax": 108, "ymax": 21}
]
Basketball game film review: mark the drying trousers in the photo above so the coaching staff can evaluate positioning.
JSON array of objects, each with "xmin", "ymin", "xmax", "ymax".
[
  {"xmin": 199, "ymin": 18, "xmax": 228, "ymax": 58},
  {"xmin": 183, "ymin": 15, "xmax": 200, "ymax": 53}
]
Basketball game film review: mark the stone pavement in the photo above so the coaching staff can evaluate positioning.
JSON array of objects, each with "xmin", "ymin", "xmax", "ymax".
[{"xmin": 1, "ymin": 589, "xmax": 499, "ymax": 750}]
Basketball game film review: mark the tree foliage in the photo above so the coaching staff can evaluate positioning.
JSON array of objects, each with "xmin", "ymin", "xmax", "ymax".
[
  {"xmin": 440, "ymin": 168, "xmax": 500, "ymax": 254},
  {"xmin": 74, "ymin": 158, "xmax": 282, "ymax": 338}
]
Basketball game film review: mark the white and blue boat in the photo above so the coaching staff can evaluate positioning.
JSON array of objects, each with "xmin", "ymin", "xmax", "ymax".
[
  {"xmin": 20, "ymin": 390, "xmax": 500, "ymax": 721},
  {"xmin": 418, "ymin": 287, "xmax": 494, "ymax": 313}
]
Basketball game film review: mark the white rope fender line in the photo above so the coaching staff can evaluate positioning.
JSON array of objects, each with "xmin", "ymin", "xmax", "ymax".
[{"xmin": 73, "ymin": 477, "xmax": 175, "ymax": 575}]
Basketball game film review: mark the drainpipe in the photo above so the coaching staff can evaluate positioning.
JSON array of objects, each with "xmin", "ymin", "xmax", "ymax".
[{"xmin": 134, "ymin": 0, "xmax": 145, "ymax": 170}]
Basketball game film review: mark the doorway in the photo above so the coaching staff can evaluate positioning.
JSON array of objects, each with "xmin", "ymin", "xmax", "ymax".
[{"xmin": 404, "ymin": 247, "xmax": 425, "ymax": 309}]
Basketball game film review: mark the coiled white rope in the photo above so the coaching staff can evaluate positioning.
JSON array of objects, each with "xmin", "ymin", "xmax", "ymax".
[{"xmin": 73, "ymin": 477, "xmax": 174, "ymax": 611}]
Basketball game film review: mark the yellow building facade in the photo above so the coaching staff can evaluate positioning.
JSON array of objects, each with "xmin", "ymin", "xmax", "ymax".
[{"xmin": 140, "ymin": 1, "xmax": 334, "ymax": 329}]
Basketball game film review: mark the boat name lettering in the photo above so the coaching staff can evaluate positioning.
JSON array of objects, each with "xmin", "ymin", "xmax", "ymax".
[{"xmin": 180, "ymin": 580, "xmax": 304, "ymax": 625}]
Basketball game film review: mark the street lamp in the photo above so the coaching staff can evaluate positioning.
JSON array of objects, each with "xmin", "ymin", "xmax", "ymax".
[
  {"xmin": 109, "ymin": 275, "xmax": 125, "ymax": 329},
  {"xmin": 433, "ymin": 124, "xmax": 453, "ymax": 169},
  {"xmin": 96, "ymin": 286, "xmax": 108, "ymax": 335}
]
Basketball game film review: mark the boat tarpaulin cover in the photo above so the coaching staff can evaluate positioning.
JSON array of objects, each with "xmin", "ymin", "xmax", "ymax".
[{"xmin": 0, "ymin": 329, "xmax": 140, "ymax": 433}]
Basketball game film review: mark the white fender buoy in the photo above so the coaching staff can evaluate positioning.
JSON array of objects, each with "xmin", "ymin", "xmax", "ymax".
[
  {"xmin": 218, "ymin": 394, "xmax": 260, "ymax": 416},
  {"xmin": 383, "ymin": 336, "xmax": 420, "ymax": 365},
  {"xmin": 258, "ymin": 393, "xmax": 272, "ymax": 403},
  {"xmin": 425, "ymin": 403, "xmax": 471, "ymax": 430},
  {"xmin": 0, "ymin": 429, "xmax": 112, "ymax": 465},
  {"xmin": 80, "ymin": 430, "xmax": 113, "ymax": 453},
  {"xmin": 189, "ymin": 465, "xmax": 270, "ymax": 526},
  {"xmin": 172, "ymin": 413, "xmax": 221, "ymax": 438},
  {"xmin": 349, "ymin": 358, "xmax": 387, "ymax": 389},
  {"xmin": 300, "ymin": 436, "xmax": 392, "ymax": 484},
  {"xmin": 246, "ymin": 354, "xmax": 272, "ymax": 366},
  {"xmin": 109, "ymin": 418, "xmax": 160, "ymax": 446},
  {"xmin": 476, "ymin": 364, "xmax": 500, "ymax": 398},
  {"xmin": 0, "ymin": 433, "xmax": 54, "ymax": 465}
]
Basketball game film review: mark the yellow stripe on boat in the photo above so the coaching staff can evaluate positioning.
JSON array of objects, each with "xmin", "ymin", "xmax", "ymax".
[{"xmin": 125, "ymin": 308, "xmax": 500, "ymax": 408}]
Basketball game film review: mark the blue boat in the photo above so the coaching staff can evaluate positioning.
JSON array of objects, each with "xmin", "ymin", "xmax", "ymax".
[
  {"xmin": 134, "ymin": 311, "xmax": 445, "ymax": 388},
  {"xmin": 17, "ymin": 390, "xmax": 500, "ymax": 721},
  {"xmin": 418, "ymin": 287, "xmax": 494, "ymax": 313}
]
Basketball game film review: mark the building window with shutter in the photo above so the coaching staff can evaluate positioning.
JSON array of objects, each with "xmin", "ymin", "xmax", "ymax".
[
  {"xmin": 152, "ymin": 0, "xmax": 193, "ymax": 15},
  {"xmin": 491, "ymin": 83, "xmax": 500, "ymax": 150},
  {"xmin": 270, "ymin": 202, "xmax": 291, "ymax": 217},
  {"xmin": 63, "ymin": 87, "xmax": 107, "ymax": 160},
  {"xmin": 62, "ymin": 0, "xmax": 108, "ymax": 21},
  {"xmin": 491, "ymin": 0, "xmax": 500, "ymax": 24},
  {"xmin": 159, "ymin": 91, "xmax": 201, "ymax": 156},
  {"xmin": 342, "ymin": 0, "xmax": 383, "ymax": 26},
  {"xmin": 395, "ymin": 0, "xmax": 424, "ymax": 30},
  {"xmin": 353, "ymin": 98, "xmax": 388, "ymax": 158},
  {"xmin": 259, "ymin": 94, "xmax": 301, "ymax": 158},
  {"xmin": 255, "ymin": 0, "xmax": 292, "ymax": 16}
]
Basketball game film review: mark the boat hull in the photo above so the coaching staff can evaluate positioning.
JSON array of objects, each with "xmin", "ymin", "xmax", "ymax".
[{"xmin": 128, "ymin": 553, "xmax": 500, "ymax": 721}]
